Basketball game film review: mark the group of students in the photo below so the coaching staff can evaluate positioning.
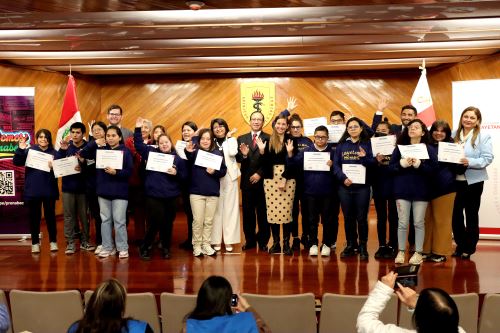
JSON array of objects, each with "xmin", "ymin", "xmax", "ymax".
[{"xmin": 15, "ymin": 100, "xmax": 493, "ymax": 264}]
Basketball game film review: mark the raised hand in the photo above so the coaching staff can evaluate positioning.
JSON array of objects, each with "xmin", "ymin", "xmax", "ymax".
[
  {"xmin": 59, "ymin": 138, "xmax": 70, "ymax": 150},
  {"xmin": 135, "ymin": 117, "xmax": 144, "ymax": 128},
  {"xmin": 377, "ymin": 97, "xmax": 389, "ymax": 112},
  {"xmin": 285, "ymin": 139, "xmax": 294, "ymax": 155},
  {"xmin": 88, "ymin": 120, "xmax": 95, "ymax": 134},
  {"xmin": 239, "ymin": 142, "xmax": 250, "ymax": 156},
  {"xmin": 358, "ymin": 146, "xmax": 366, "ymax": 157},
  {"xmin": 395, "ymin": 283, "xmax": 418, "ymax": 309},
  {"xmin": 381, "ymin": 271, "xmax": 397, "ymax": 289},
  {"xmin": 95, "ymin": 138, "xmax": 106, "ymax": 147},
  {"xmin": 287, "ymin": 96, "xmax": 298, "ymax": 112},
  {"xmin": 256, "ymin": 137, "xmax": 266, "ymax": 153},
  {"xmin": 227, "ymin": 128, "xmax": 237, "ymax": 138},
  {"xmin": 18, "ymin": 137, "xmax": 28, "ymax": 150},
  {"xmin": 185, "ymin": 141, "xmax": 195, "ymax": 153}
]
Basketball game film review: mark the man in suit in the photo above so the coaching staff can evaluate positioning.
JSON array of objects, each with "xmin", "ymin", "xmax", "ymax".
[
  {"xmin": 372, "ymin": 102, "xmax": 417, "ymax": 136},
  {"xmin": 236, "ymin": 111, "xmax": 270, "ymax": 251}
]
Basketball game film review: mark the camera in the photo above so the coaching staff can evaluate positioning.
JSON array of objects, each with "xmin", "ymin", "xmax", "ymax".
[
  {"xmin": 230, "ymin": 294, "xmax": 238, "ymax": 307},
  {"xmin": 395, "ymin": 264, "xmax": 420, "ymax": 288}
]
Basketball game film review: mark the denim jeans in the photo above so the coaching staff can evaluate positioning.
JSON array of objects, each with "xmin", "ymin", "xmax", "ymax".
[
  {"xmin": 338, "ymin": 185, "xmax": 371, "ymax": 245},
  {"xmin": 396, "ymin": 200, "xmax": 427, "ymax": 252},
  {"xmin": 98, "ymin": 197, "xmax": 129, "ymax": 252}
]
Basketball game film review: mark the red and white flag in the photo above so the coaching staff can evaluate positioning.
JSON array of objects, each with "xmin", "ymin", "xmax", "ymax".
[
  {"xmin": 55, "ymin": 75, "xmax": 82, "ymax": 150},
  {"xmin": 411, "ymin": 61, "xmax": 436, "ymax": 127}
]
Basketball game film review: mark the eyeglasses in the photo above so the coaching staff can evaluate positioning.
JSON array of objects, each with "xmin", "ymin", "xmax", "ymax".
[
  {"xmin": 330, "ymin": 119, "xmax": 344, "ymax": 125},
  {"xmin": 108, "ymin": 113, "xmax": 121, "ymax": 117},
  {"xmin": 290, "ymin": 126, "xmax": 302, "ymax": 129},
  {"xmin": 314, "ymin": 135, "xmax": 328, "ymax": 140},
  {"xmin": 347, "ymin": 125, "xmax": 360, "ymax": 130}
]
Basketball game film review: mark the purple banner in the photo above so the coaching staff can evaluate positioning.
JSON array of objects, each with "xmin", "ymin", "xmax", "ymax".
[{"xmin": 0, "ymin": 88, "xmax": 35, "ymax": 235}]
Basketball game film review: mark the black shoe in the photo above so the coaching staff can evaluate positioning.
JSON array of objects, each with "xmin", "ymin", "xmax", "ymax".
[
  {"xmin": 268, "ymin": 243, "xmax": 281, "ymax": 254},
  {"xmin": 258, "ymin": 244, "xmax": 268, "ymax": 251},
  {"xmin": 162, "ymin": 248, "xmax": 171, "ymax": 259},
  {"xmin": 374, "ymin": 246, "xmax": 387, "ymax": 259},
  {"xmin": 359, "ymin": 244, "xmax": 369, "ymax": 261},
  {"xmin": 292, "ymin": 238, "xmax": 301, "ymax": 251},
  {"xmin": 431, "ymin": 254, "xmax": 447, "ymax": 263},
  {"xmin": 300, "ymin": 235, "xmax": 310, "ymax": 249},
  {"xmin": 139, "ymin": 247, "xmax": 151, "ymax": 261},
  {"xmin": 383, "ymin": 246, "xmax": 397, "ymax": 259},
  {"xmin": 283, "ymin": 242, "xmax": 293, "ymax": 256},
  {"xmin": 340, "ymin": 245, "xmax": 357, "ymax": 258},
  {"xmin": 179, "ymin": 240, "xmax": 193, "ymax": 251},
  {"xmin": 242, "ymin": 243, "xmax": 256, "ymax": 251},
  {"xmin": 461, "ymin": 253, "xmax": 471, "ymax": 260},
  {"xmin": 452, "ymin": 250, "xmax": 462, "ymax": 257}
]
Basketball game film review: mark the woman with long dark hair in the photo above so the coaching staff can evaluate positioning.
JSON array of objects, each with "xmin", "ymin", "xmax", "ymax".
[
  {"xmin": 452, "ymin": 106, "xmax": 493, "ymax": 259},
  {"xmin": 183, "ymin": 276, "xmax": 270, "ymax": 333}
]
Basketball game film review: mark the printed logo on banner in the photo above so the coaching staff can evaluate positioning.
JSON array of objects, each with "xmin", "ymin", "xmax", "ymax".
[
  {"xmin": 0, "ymin": 170, "xmax": 15, "ymax": 196},
  {"xmin": 0, "ymin": 130, "xmax": 30, "ymax": 159},
  {"xmin": 240, "ymin": 82, "xmax": 275, "ymax": 127}
]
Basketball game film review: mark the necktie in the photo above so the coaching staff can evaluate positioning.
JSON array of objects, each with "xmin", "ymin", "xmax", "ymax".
[{"xmin": 252, "ymin": 133, "xmax": 257, "ymax": 148}]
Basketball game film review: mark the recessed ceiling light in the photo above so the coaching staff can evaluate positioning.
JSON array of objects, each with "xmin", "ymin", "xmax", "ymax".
[{"xmin": 186, "ymin": 1, "xmax": 205, "ymax": 10}]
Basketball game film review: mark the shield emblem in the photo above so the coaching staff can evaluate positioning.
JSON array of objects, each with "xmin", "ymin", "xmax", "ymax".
[{"xmin": 240, "ymin": 82, "xmax": 276, "ymax": 127}]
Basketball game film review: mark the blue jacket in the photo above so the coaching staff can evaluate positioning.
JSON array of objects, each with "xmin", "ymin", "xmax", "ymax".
[
  {"xmin": 79, "ymin": 140, "xmax": 133, "ymax": 200},
  {"xmin": 372, "ymin": 153, "xmax": 394, "ymax": 200},
  {"xmin": 13, "ymin": 145, "xmax": 59, "ymax": 200},
  {"xmin": 452, "ymin": 131, "xmax": 494, "ymax": 185},
  {"xmin": 289, "ymin": 145, "xmax": 337, "ymax": 196},
  {"xmin": 187, "ymin": 312, "xmax": 258, "ymax": 333},
  {"xmin": 68, "ymin": 319, "xmax": 151, "ymax": 333},
  {"xmin": 56, "ymin": 140, "xmax": 87, "ymax": 193},
  {"xmin": 389, "ymin": 144, "xmax": 438, "ymax": 201},
  {"xmin": 134, "ymin": 128, "xmax": 186, "ymax": 199},
  {"xmin": 185, "ymin": 148, "xmax": 227, "ymax": 197},
  {"xmin": 333, "ymin": 139, "xmax": 375, "ymax": 187}
]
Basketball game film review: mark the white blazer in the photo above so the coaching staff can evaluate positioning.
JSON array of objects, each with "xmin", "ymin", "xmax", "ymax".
[{"xmin": 222, "ymin": 137, "xmax": 241, "ymax": 181}]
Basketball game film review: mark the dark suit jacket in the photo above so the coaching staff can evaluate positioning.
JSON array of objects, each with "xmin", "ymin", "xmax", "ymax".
[
  {"xmin": 372, "ymin": 113, "xmax": 403, "ymax": 137},
  {"xmin": 236, "ymin": 131, "xmax": 270, "ymax": 190}
]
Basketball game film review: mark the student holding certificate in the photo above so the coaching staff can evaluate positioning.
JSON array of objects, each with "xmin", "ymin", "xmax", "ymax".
[
  {"xmin": 79, "ymin": 125, "xmax": 133, "ymax": 259},
  {"xmin": 13, "ymin": 129, "xmax": 59, "ymax": 254},
  {"xmin": 333, "ymin": 117, "xmax": 375, "ymax": 261},
  {"xmin": 452, "ymin": 107, "xmax": 494, "ymax": 260},
  {"xmin": 133, "ymin": 118, "xmax": 186, "ymax": 260},
  {"xmin": 178, "ymin": 121, "xmax": 198, "ymax": 251},
  {"xmin": 185, "ymin": 128, "xmax": 227, "ymax": 257},
  {"xmin": 390, "ymin": 119, "xmax": 437, "ymax": 265},
  {"xmin": 210, "ymin": 118, "xmax": 241, "ymax": 253},
  {"xmin": 258, "ymin": 114, "xmax": 296, "ymax": 256}
]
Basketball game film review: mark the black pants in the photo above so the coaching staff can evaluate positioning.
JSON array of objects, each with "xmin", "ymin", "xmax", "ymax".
[
  {"xmin": 271, "ymin": 222, "xmax": 292, "ymax": 244},
  {"xmin": 144, "ymin": 196, "xmax": 177, "ymax": 250},
  {"xmin": 374, "ymin": 197, "xmax": 398, "ymax": 248},
  {"xmin": 26, "ymin": 198, "xmax": 57, "ymax": 244},
  {"xmin": 291, "ymin": 184, "xmax": 307, "ymax": 239},
  {"xmin": 241, "ymin": 187, "xmax": 269, "ymax": 248},
  {"xmin": 87, "ymin": 192, "xmax": 102, "ymax": 245},
  {"xmin": 305, "ymin": 194, "xmax": 333, "ymax": 246},
  {"xmin": 452, "ymin": 181, "xmax": 484, "ymax": 254},
  {"xmin": 181, "ymin": 186, "xmax": 193, "ymax": 243}
]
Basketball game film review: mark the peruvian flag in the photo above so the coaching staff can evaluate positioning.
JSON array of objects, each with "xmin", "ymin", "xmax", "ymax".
[
  {"xmin": 55, "ymin": 75, "xmax": 82, "ymax": 150},
  {"xmin": 411, "ymin": 61, "xmax": 436, "ymax": 127}
]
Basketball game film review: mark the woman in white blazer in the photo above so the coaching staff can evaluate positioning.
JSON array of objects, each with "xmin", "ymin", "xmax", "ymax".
[
  {"xmin": 452, "ymin": 106, "xmax": 494, "ymax": 259},
  {"xmin": 210, "ymin": 118, "xmax": 241, "ymax": 252}
]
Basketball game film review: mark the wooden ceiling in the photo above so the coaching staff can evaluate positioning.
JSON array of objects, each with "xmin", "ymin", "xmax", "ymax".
[{"xmin": 0, "ymin": 0, "xmax": 499, "ymax": 75}]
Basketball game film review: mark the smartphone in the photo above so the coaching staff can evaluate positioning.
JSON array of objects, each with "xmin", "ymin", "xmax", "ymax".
[
  {"xmin": 230, "ymin": 294, "xmax": 238, "ymax": 307},
  {"xmin": 395, "ymin": 264, "xmax": 420, "ymax": 288}
]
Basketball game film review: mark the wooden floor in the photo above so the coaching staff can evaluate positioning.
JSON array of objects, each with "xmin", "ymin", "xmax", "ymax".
[{"xmin": 0, "ymin": 209, "xmax": 499, "ymax": 298}]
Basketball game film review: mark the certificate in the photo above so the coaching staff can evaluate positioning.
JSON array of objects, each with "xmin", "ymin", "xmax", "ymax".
[
  {"xmin": 175, "ymin": 140, "xmax": 188, "ymax": 160},
  {"xmin": 303, "ymin": 117, "xmax": 327, "ymax": 137},
  {"xmin": 195, "ymin": 150, "xmax": 223, "ymax": 171},
  {"xmin": 146, "ymin": 152, "xmax": 175, "ymax": 173},
  {"xmin": 26, "ymin": 149, "xmax": 54, "ymax": 172},
  {"xmin": 304, "ymin": 152, "xmax": 331, "ymax": 171},
  {"xmin": 326, "ymin": 124, "xmax": 346, "ymax": 143},
  {"xmin": 397, "ymin": 144, "xmax": 429, "ymax": 160},
  {"xmin": 371, "ymin": 135, "xmax": 396, "ymax": 156},
  {"xmin": 438, "ymin": 142, "xmax": 464, "ymax": 164},
  {"xmin": 342, "ymin": 164, "xmax": 366, "ymax": 184},
  {"xmin": 96, "ymin": 149, "xmax": 124, "ymax": 170},
  {"xmin": 52, "ymin": 156, "xmax": 80, "ymax": 178}
]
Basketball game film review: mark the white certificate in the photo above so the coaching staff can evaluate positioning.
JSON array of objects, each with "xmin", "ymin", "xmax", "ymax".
[
  {"xmin": 96, "ymin": 149, "xmax": 124, "ymax": 170},
  {"xmin": 304, "ymin": 152, "xmax": 331, "ymax": 171},
  {"xmin": 175, "ymin": 140, "xmax": 188, "ymax": 160},
  {"xmin": 52, "ymin": 156, "xmax": 80, "ymax": 178},
  {"xmin": 195, "ymin": 150, "xmax": 223, "ymax": 171},
  {"xmin": 371, "ymin": 135, "xmax": 396, "ymax": 156},
  {"xmin": 146, "ymin": 152, "xmax": 175, "ymax": 173},
  {"xmin": 438, "ymin": 142, "xmax": 464, "ymax": 164},
  {"xmin": 342, "ymin": 164, "xmax": 366, "ymax": 184},
  {"xmin": 25, "ymin": 149, "xmax": 54, "ymax": 173},
  {"xmin": 326, "ymin": 124, "xmax": 346, "ymax": 143},
  {"xmin": 397, "ymin": 143, "xmax": 429, "ymax": 160},
  {"xmin": 303, "ymin": 117, "xmax": 327, "ymax": 137}
]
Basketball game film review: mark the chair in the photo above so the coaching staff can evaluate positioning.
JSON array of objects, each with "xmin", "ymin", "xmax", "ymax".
[
  {"xmin": 0, "ymin": 290, "xmax": 12, "ymax": 333},
  {"xmin": 478, "ymin": 293, "xmax": 500, "ymax": 333},
  {"xmin": 160, "ymin": 293, "xmax": 197, "ymax": 333},
  {"xmin": 84, "ymin": 290, "xmax": 161, "ymax": 332},
  {"xmin": 398, "ymin": 292, "xmax": 479, "ymax": 333},
  {"xmin": 9, "ymin": 290, "xmax": 83, "ymax": 333},
  {"xmin": 319, "ymin": 293, "xmax": 398, "ymax": 333},
  {"xmin": 242, "ymin": 293, "xmax": 317, "ymax": 333}
]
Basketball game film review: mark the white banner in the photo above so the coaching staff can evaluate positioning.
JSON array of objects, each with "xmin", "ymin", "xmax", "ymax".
[{"xmin": 452, "ymin": 79, "xmax": 500, "ymax": 239}]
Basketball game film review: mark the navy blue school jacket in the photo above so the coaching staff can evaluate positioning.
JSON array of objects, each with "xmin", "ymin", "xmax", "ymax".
[
  {"xmin": 333, "ymin": 138, "xmax": 376, "ymax": 187},
  {"xmin": 56, "ymin": 140, "xmax": 87, "ymax": 194},
  {"xmin": 185, "ymin": 148, "xmax": 227, "ymax": 197}
]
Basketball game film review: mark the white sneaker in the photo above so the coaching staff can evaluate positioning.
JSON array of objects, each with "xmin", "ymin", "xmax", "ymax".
[
  {"xmin": 118, "ymin": 251, "xmax": 129, "ymax": 259},
  {"xmin": 213, "ymin": 245, "xmax": 221, "ymax": 251},
  {"xmin": 330, "ymin": 242, "xmax": 336, "ymax": 250},
  {"xmin": 94, "ymin": 245, "xmax": 103, "ymax": 255},
  {"xmin": 320, "ymin": 244, "xmax": 331, "ymax": 257},
  {"xmin": 309, "ymin": 245, "xmax": 318, "ymax": 256},
  {"xmin": 31, "ymin": 244, "xmax": 40, "ymax": 254},
  {"xmin": 65, "ymin": 244, "xmax": 76, "ymax": 255},
  {"xmin": 225, "ymin": 245, "xmax": 233, "ymax": 252},
  {"xmin": 395, "ymin": 251, "xmax": 405, "ymax": 264},
  {"xmin": 49, "ymin": 242, "xmax": 58, "ymax": 252},
  {"xmin": 193, "ymin": 246, "xmax": 203, "ymax": 257},
  {"xmin": 202, "ymin": 245, "xmax": 216, "ymax": 256},
  {"xmin": 98, "ymin": 248, "xmax": 116, "ymax": 258},
  {"xmin": 409, "ymin": 252, "xmax": 423, "ymax": 265}
]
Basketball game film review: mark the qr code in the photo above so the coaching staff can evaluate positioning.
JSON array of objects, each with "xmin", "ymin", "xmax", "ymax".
[{"xmin": 0, "ymin": 170, "xmax": 15, "ymax": 196}]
